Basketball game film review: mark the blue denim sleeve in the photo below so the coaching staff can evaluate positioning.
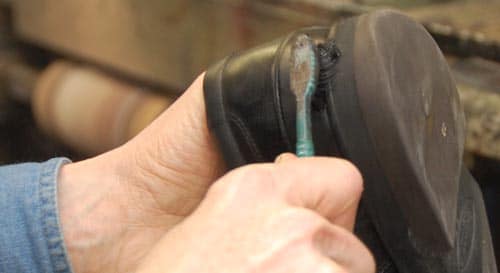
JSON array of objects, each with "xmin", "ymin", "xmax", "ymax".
[{"xmin": 0, "ymin": 158, "xmax": 73, "ymax": 273}]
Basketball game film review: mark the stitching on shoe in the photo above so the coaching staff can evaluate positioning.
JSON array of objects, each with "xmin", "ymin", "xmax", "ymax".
[{"xmin": 228, "ymin": 112, "xmax": 265, "ymax": 162}]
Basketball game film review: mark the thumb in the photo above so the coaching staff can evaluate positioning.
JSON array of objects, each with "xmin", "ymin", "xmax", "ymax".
[
  {"xmin": 273, "ymin": 154, "xmax": 364, "ymax": 230},
  {"xmin": 128, "ymin": 73, "xmax": 225, "ymax": 190}
]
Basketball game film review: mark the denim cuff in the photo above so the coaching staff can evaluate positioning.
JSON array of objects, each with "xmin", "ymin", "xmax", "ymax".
[
  {"xmin": 40, "ymin": 158, "xmax": 73, "ymax": 273},
  {"xmin": 0, "ymin": 158, "xmax": 73, "ymax": 273}
]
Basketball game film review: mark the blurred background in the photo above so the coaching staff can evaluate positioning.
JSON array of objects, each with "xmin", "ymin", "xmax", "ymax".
[{"xmin": 0, "ymin": 0, "xmax": 498, "ymax": 264}]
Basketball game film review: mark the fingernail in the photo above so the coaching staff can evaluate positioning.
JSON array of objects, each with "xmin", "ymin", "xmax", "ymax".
[{"xmin": 275, "ymin": 153, "xmax": 297, "ymax": 163}]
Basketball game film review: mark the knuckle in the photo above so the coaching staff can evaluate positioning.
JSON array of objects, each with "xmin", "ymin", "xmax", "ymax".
[
  {"xmin": 230, "ymin": 164, "xmax": 274, "ymax": 194},
  {"xmin": 277, "ymin": 208, "xmax": 329, "ymax": 237},
  {"xmin": 350, "ymin": 245, "xmax": 376, "ymax": 273},
  {"xmin": 290, "ymin": 209, "xmax": 323, "ymax": 224},
  {"xmin": 362, "ymin": 246, "xmax": 377, "ymax": 273},
  {"xmin": 314, "ymin": 259, "xmax": 346, "ymax": 273},
  {"xmin": 313, "ymin": 225, "xmax": 376, "ymax": 273},
  {"xmin": 206, "ymin": 164, "xmax": 273, "ymax": 199},
  {"xmin": 205, "ymin": 176, "xmax": 233, "ymax": 200},
  {"xmin": 336, "ymin": 159, "xmax": 364, "ymax": 196},
  {"xmin": 234, "ymin": 164, "xmax": 272, "ymax": 186},
  {"xmin": 330, "ymin": 268, "xmax": 348, "ymax": 273}
]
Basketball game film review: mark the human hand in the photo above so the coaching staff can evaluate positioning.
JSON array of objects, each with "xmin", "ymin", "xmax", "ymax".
[
  {"xmin": 56, "ymin": 74, "xmax": 374, "ymax": 273},
  {"xmin": 135, "ymin": 154, "xmax": 375, "ymax": 273},
  {"xmin": 57, "ymin": 74, "xmax": 225, "ymax": 272}
]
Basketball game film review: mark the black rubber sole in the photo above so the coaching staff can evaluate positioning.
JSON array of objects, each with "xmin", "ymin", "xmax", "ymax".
[{"xmin": 320, "ymin": 11, "xmax": 497, "ymax": 272}]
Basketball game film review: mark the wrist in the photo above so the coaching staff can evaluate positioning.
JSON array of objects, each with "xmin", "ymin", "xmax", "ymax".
[
  {"xmin": 56, "ymin": 143, "xmax": 208, "ymax": 273},
  {"xmin": 57, "ymin": 148, "xmax": 129, "ymax": 272}
]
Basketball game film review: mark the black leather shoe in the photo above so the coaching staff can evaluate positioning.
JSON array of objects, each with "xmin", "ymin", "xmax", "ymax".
[{"xmin": 203, "ymin": 10, "xmax": 497, "ymax": 273}]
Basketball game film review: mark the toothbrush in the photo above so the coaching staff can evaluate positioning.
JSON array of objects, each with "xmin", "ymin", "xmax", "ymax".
[{"xmin": 290, "ymin": 34, "xmax": 319, "ymax": 157}]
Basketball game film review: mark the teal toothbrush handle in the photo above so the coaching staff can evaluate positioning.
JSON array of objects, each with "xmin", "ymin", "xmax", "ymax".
[{"xmin": 290, "ymin": 34, "xmax": 318, "ymax": 157}]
